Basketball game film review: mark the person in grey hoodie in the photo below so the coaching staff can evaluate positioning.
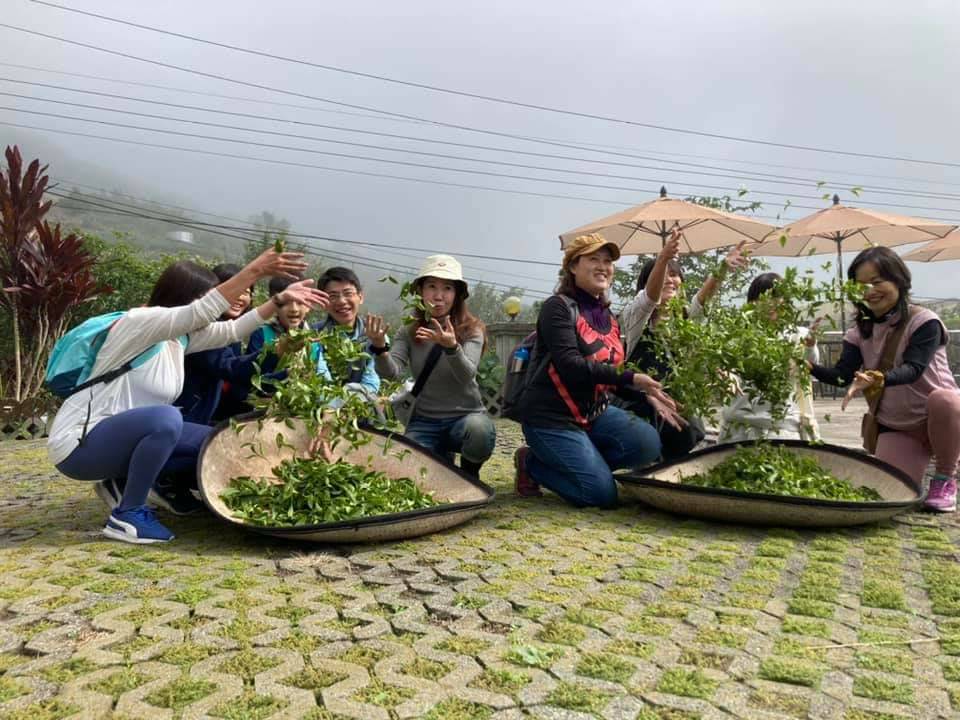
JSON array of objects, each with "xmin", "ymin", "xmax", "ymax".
[{"xmin": 366, "ymin": 255, "xmax": 495, "ymax": 478}]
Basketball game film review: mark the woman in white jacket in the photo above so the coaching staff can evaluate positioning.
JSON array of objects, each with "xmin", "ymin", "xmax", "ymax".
[{"xmin": 47, "ymin": 250, "xmax": 328, "ymax": 544}]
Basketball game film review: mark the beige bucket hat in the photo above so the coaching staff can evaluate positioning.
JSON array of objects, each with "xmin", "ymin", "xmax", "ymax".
[{"xmin": 414, "ymin": 254, "xmax": 469, "ymax": 297}]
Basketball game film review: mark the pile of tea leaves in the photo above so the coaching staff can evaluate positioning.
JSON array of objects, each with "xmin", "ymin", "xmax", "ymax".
[
  {"xmin": 680, "ymin": 443, "xmax": 883, "ymax": 502},
  {"xmin": 222, "ymin": 457, "xmax": 437, "ymax": 527}
]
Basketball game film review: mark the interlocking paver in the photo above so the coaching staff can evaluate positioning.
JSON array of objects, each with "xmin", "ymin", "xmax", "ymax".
[{"xmin": 1, "ymin": 403, "xmax": 959, "ymax": 718}]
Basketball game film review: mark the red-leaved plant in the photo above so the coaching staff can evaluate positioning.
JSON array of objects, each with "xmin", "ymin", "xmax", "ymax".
[{"xmin": 0, "ymin": 146, "xmax": 109, "ymax": 401}]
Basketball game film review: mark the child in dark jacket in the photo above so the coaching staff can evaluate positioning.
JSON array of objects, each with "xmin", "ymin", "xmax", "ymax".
[
  {"xmin": 246, "ymin": 275, "xmax": 311, "ymax": 381},
  {"xmin": 176, "ymin": 264, "xmax": 260, "ymax": 425}
]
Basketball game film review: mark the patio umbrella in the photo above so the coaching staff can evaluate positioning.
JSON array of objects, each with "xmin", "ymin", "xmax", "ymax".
[
  {"xmin": 752, "ymin": 194, "xmax": 956, "ymax": 327},
  {"xmin": 559, "ymin": 186, "xmax": 776, "ymax": 255},
  {"xmin": 902, "ymin": 228, "xmax": 960, "ymax": 263}
]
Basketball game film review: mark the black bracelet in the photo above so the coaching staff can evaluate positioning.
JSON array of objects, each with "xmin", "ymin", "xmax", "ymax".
[
  {"xmin": 370, "ymin": 345, "xmax": 388, "ymax": 355},
  {"xmin": 443, "ymin": 343, "xmax": 460, "ymax": 355}
]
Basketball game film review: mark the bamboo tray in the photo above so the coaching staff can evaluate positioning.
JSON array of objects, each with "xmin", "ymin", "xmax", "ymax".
[
  {"xmin": 616, "ymin": 440, "xmax": 923, "ymax": 527},
  {"xmin": 197, "ymin": 415, "xmax": 494, "ymax": 542}
]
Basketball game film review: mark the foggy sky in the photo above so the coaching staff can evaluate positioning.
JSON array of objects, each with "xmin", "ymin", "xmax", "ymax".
[{"xmin": 2, "ymin": 0, "xmax": 960, "ymax": 301}]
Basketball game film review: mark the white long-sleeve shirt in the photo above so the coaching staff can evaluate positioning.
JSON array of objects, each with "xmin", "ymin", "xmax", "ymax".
[
  {"xmin": 47, "ymin": 290, "xmax": 267, "ymax": 466},
  {"xmin": 620, "ymin": 290, "xmax": 705, "ymax": 361}
]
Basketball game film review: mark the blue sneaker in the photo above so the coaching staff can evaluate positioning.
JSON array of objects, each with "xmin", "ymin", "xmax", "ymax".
[{"xmin": 102, "ymin": 506, "xmax": 175, "ymax": 544}]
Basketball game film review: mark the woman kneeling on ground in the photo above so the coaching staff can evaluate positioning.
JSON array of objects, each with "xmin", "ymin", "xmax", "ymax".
[
  {"xmin": 47, "ymin": 250, "xmax": 329, "ymax": 543},
  {"xmin": 810, "ymin": 246, "xmax": 960, "ymax": 512},
  {"xmin": 513, "ymin": 233, "xmax": 683, "ymax": 507},
  {"xmin": 367, "ymin": 255, "xmax": 496, "ymax": 478},
  {"xmin": 616, "ymin": 232, "xmax": 747, "ymax": 460}
]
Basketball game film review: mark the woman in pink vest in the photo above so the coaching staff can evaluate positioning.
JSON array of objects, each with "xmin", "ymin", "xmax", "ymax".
[{"xmin": 810, "ymin": 247, "xmax": 960, "ymax": 512}]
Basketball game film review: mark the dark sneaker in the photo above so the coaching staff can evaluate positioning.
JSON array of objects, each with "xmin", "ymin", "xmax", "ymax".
[
  {"xmin": 103, "ymin": 506, "xmax": 174, "ymax": 544},
  {"xmin": 149, "ymin": 480, "xmax": 206, "ymax": 516},
  {"xmin": 925, "ymin": 475, "xmax": 957, "ymax": 513},
  {"xmin": 514, "ymin": 446, "xmax": 541, "ymax": 497},
  {"xmin": 94, "ymin": 477, "xmax": 126, "ymax": 510}
]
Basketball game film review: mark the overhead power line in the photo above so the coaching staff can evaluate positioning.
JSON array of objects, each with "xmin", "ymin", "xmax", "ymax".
[
  {"xmin": 6, "ymin": 22, "xmax": 960, "ymax": 175},
  {"xmin": 27, "ymin": 0, "xmax": 960, "ymax": 169},
  {"xmin": 8, "ymin": 62, "xmax": 960, "ymax": 191},
  {"xmin": 8, "ymin": 79, "xmax": 960, "ymax": 203},
  {"xmin": 7, "ymin": 103, "xmax": 960, "ymax": 215},
  {"xmin": 47, "ymin": 190, "xmax": 556, "ymax": 296}
]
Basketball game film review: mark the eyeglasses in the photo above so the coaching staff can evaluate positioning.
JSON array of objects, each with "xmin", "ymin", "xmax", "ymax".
[{"xmin": 327, "ymin": 290, "xmax": 359, "ymax": 301}]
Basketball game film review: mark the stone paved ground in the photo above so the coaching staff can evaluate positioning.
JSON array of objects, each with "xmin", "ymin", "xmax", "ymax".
[{"xmin": 1, "ymin": 401, "xmax": 959, "ymax": 720}]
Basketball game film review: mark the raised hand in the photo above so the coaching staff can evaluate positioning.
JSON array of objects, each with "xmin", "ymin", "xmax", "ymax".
[
  {"xmin": 414, "ymin": 316, "xmax": 458, "ymax": 348},
  {"xmin": 276, "ymin": 279, "xmax": 329, "ymax": 311},
  {"xmin": 724, "ymin": 240, "xmax": 750, "ymax": 272},
  {"xmin": 248, "ymin": 248, "xmax": 309, "ymax": 279},
  {"xmin": 366, "ymin": 314, "xmax": 389, "ymax": 348},
  {"xmin": 664, "ymin": 228, "xmax": 683, "ymax": 259}
]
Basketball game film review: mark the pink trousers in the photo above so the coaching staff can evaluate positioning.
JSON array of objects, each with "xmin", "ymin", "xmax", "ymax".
[{"xmin": 875, "ymin": 389, "xmax": 960, "ymax": 482}]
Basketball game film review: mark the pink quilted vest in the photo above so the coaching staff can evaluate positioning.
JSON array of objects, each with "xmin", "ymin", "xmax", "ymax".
[{"xmin": 844, "ymin": 306, "xmax": 957, "ymax": 430}]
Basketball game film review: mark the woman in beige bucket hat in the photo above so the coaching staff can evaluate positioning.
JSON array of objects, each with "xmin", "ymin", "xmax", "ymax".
[{"xmin": 367, "ymin": 255, "xmax": 496, "ymax": 478}]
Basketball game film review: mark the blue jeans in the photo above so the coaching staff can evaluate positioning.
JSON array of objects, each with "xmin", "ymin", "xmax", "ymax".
[
  {"xmin": 521, "ymin": 404, "xmax": 661, "ymax": 508},
  {"xmin": 56, "ymin": 405, "xmax": 212, "ymax": 511},
  {"xmin": 405, "ymin": 413, "xmax": 496, "ymax": 464}
]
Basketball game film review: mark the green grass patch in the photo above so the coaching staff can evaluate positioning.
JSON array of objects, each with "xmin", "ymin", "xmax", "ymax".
[
  {"xmin": 158, "ymin": 642, "xmax": 215, "ymax": 668},
  {"xmin": 749, "ymin": 688, "xmax": 810, "ymax": 716},
  {"xmin": 758, "ymin": 657, "xmax": 823, "ymax": 687},
  {"xmin": 626, "ymin": 616, "xmax": 672, "ymax": 636},
  {"xmin": 40, "ymin": 657, "xmax": 97, "ymax": 684},
  {"xmin": 285, "ymin": 666, "xmax": 348, "ymax": 697},
  {"xmin": 550, "ymin": 575, "xmax": 588, "ymax": 589},
  {"xmin": 169, "ymin": 586, "xmax": 214, "ymax": 607},
  {"xmin": 585, "ymin": 594, "xmax": 626, "ymax": 612},
  {"xmin": 218, "ymin": 649, "xmax": 280, "ymax": 684},
  {"xmin": 435, "ymin": 637, "xmax": 490, "ymax": 656},
  {"xmin": 663, "ymin": 587, "xmax": 702, "ymax": 604},
  {"xmin": 852, "ymin": 675, "xmax": 914, "ymax": 705},
  {"xmin": 787, "ymin": 598, "xmax": 835, "ymax": 619},
  {"xmin": 861, "ymin": 579, "xmax": 908, "ymax": 610},
  {"xmin": 545, "ymin": 681, "xmax": 610, "ymax": 713},
  {"xmin": 88, "ymin": 668, "xmax": 148, "ymax": 701},
  {"xmin": 674, "ymin": 574, "xmax": 716, "ymax": 589},
  {"xmin": 657, "ymin": 667, "xmax": 717, "ymax": 699},
  {"xmin": 0, "ymin": 699, "xmax": 78, "ymax": 720},
  {"xmin": 772, "ymin": 637, "xmax": 827, "ymax": 662},
  {"xmin": 575, "ymin": 652, "xmax": 635, "ymax": 684},
  {"xmin": 505, "ymin": 644, "xmax": 562, "ymax": 669},
  {"xmin": 211, "ymin": 691, "xmax": 286, "ymax": 720},
  {"xmin": 606, "ymin": 638, "xmax": 654, "ymax": 658},
  {"xmin": 339, "ymin": 645, "xmax": 387, "ymax": 669},
  {"xmin": 726, "ymin": 594, "xmax": 767, "ymax": 610},
  {"xmin": 793, "ymin": 583, "xmax": 839, "ymax": 603},
  {"xmin": 354, "ymin": 679, "xmax": 415, "ymax": 709},
  {"xmin": 0, "ymin": 676, "xmax": 27, "ymax": 703},
  {"xmin": 694, "ymin": 627, "xmax": 746, "ymax": 649},
  {"xmin": 146, "ymin": 677, "xmax": 217, "ymax": 713},
  {"xmin": 756, "ymin": 539, "xmax": 794, "ymax": 558},
  {"xmin": 538, "ymin": 620, "xmax": 586, "ymax": 646},
  {"xmin": 469, "ymin": 667, "xmax": 531, "ymax": 695},
  {"xmin": 782, "ymin": 615, "xmax": 830, "ymax": 638},
  {"xmin": 403, "ymin": 657, "xmax": 451, "ymax": 681},
  {"xmin": 642, "ymin": 602, "xmax": 689, "ymax": 619},
  {"xmin": 679, "ymin": 648, "xmax": 733, "ymax": 672},
  {"xmin": 564, "ymin": 606, "xmax": 606, "ymax": 628},
  {"xmin": 856, "ymin": 649, "xmax": 913, "ymax": 676},
  {"xmin": 422, "ymin": 698, "xmax": 492, "ymax": 720}
]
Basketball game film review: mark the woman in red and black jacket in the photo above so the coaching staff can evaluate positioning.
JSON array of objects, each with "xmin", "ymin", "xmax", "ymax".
[{"xmin": 514, "ymin": 234, "xmax": 683, "ymax": 507}]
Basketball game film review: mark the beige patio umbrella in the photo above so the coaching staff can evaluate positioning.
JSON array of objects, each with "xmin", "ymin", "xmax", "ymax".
[
  {"xmin": 752, "ymin": 194, "xmax": 956, "ymax": 327},
  {"xmin": 559, "ymin": 186, "xmax": 776, "ymax": 255},
  {"xmin": 902, "ymin": 228, "xmax": 960, "ymax": 262}
]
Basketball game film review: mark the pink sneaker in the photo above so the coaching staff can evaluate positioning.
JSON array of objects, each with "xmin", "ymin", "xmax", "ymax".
[
  {"xmin": 924, "ymin": 475, "xmax": 957, "ymax": 513},
  {"xmin": 514, "ymin": 446, "xmax": 542, "ymax": 497}
]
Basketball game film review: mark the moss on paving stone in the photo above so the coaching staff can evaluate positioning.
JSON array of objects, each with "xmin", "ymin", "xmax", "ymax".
[
  {"xmin": 636, "ymin": 708, "xmax": 701, "ymax": 720},
  {"xmin": 470, "ymin": 667, "xmax": 531, "ymax": 695},
  {"xmin": 0, "ymin": 699, "xmax": 79, "ymax": 720},
  {"xmin": 88, "ymin": 668, "xmax": 148, "ymax": 702},
  {"xmin": 211, "ymin": 690, "xmax": 286, "ymax": 720},
  {"xmin": 218, "ymin": 649, "xmax": 281, "ymax": 684},
  {"xmin": 575, "ymin": 652, "xmax": 636, "ymax": 683},
  {"xmin": 146, "ymin": 677, "xmax": 217, "ymax": 714},
  {"xmin": 855, "ymin": 649, "xmax": 913, "ymax": 676},
  {"xmin": 758, "ymin": 657, "xmax": 824, "ymax": 687},
  {"xmin": 435, "ymin": 636, "xmax": 490, "ymax": 656},
  {"xmin": 340, "ymin": 645, "xmax": 387, "ymax": 669},
  {"xmin": 657, "ymin": 667, "xmax": 718, "ymax": 699},
  {"xmin": 538, "ymin": 620, "xmax": 586, "ymax": 645},
  {"xmin": 545, "ymin": 681, "xmax": 610, "ymax": 713},
  {"xmin": 403, "ymin": 657, "xmax": 451, "ymax": 681},
  {"xmin": 505, "ymin": 643, "xmax": 563, "ymax": 669},
  {"xmin": 852, "ymin": 675, "xmax": 914, "ymax": 705},
  {"xmin": 844, "ymin": 709, "xmax": 912, "ymax": 720},
  {"xmin": 422, "ymin": 698, "xmax": 493, "ymax": 720},
  {"xmin": 353, "ymin": 679, "xmax": 415, "ymax": 709},
  {"xmin": 0, "ymin": 675, "xmax": 27, "ymax": 702}
]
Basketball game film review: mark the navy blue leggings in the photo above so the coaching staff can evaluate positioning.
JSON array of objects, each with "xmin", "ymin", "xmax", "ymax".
[{"xmin": 56, "ymin": 405, "xmax": 211, "ymax": 511}]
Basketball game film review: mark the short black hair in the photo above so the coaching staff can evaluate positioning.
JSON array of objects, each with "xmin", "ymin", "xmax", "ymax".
[
  {"xmin": 637, "ymin": 255, "xmax": 683, "ymax": 294},
  {"xmin": 268, "ymin": 275, "xmax": 301, "ymax": 295},
  {"xmin": 211, "ymin": 262, "xmax": 243, "ymax": 283},
  {"xmin": 746, "ymin": 272, "xmax": 782, "ymax": 303},
  {"xmin": 318, "ymin": 266, "xmax": 362, "ymax": 292},
  {"xmin": 148, "ymin": 261, "xmax": 218, "ymax": 308}
]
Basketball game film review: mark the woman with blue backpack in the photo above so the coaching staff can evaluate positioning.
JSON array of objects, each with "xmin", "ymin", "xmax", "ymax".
[
  {"xmin": 46, "ymin": 249, "xmax": 328, "ymax": 544},
  {"xmin": 512, "ymin": 234, "xmax": 683, "ymax": 506}
]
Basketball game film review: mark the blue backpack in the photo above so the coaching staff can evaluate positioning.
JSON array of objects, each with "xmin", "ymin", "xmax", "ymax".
[{"xmin": 45, "ymin": 312, "xmax": 187, "ymax": 399}]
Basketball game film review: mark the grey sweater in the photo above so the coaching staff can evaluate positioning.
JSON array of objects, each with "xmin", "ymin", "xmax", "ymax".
[{"xmin": 376, "ymin": 328, "xmax": 486, "ymax": 418}]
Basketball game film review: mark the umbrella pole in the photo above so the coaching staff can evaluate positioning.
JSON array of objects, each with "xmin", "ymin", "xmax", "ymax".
[{"xmin": 836, "ymin": 238, "xmax": 845, "ymax": 330}]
